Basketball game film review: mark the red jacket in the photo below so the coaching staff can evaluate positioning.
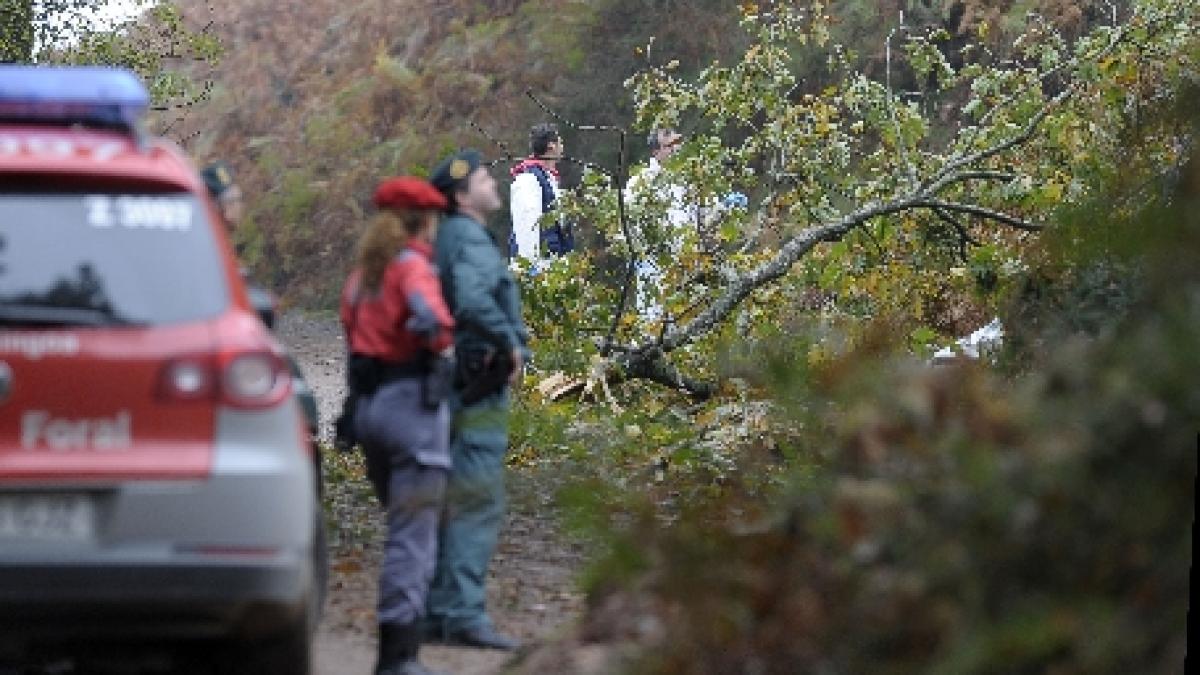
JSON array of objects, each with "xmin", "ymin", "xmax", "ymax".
[{"xmin": 340, "ymin": 241, "xmax": 454, "ymax": 362}]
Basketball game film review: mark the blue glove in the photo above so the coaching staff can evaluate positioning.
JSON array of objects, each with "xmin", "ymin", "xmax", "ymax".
[{"xmin": 723, "ymin": 191, "xmax": 748, "ymax": 209}]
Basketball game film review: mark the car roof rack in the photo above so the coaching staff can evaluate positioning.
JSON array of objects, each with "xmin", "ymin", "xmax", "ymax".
[{"xmin": 0, "ymin": 65, "xmax": 150, "ymax": 137}]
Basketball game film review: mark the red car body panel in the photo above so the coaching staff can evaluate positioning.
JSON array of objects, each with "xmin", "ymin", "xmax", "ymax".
[
  {"xmin": 3, "ymin": 125, "xmax": 203, "ymax": 187},
  {"xmin": 0, "ymin": 127, "xmax": 284, "ymax": 484},
  {"xmin": 0, "ymin": 322, "xmax": 215, "ymax": 482}
]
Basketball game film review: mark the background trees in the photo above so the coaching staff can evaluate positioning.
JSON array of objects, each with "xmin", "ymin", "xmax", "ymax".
[
  {"xmin": 0, "ymin": 0, "xmax": 35, "ymax": 62},
  {"xmin": 0, "ymin": 0, "xmax": 219, "ymax": 113},
  {"xmin": 512, "ymin": 77, "xmax": 1200, "ymax": 672},
  {"xmin": 524, "ymin": 0, "xmax": 1197, "ymax": 397},
  {"xmin": 507, "ymin": 14, "xmax": 1199, "ymax": 664}
]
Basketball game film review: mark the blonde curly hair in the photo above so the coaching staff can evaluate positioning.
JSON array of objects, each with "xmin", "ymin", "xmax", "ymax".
[{"xmin": 356, "ymin": 208, "xmax": 434, "ymax": 293}]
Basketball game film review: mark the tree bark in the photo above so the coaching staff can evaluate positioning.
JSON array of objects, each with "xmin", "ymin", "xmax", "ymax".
[{"xmin": 615, "ymin": 346, "xmax": 718, "ymax": 400}]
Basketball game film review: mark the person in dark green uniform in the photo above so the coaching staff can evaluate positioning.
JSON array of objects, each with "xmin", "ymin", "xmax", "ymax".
[{"xmin": 424, "ymin": 150, "xmax": 528, "ymax": 651}]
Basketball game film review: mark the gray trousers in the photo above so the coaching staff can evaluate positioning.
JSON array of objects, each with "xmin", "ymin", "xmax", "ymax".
[
  {"xmin": 356, "ymin": 377, "xmax": 451, "ymax": 625},
  {"xmin": 377, "ymin": 464, "xmax": 447, "ymax": 624}
]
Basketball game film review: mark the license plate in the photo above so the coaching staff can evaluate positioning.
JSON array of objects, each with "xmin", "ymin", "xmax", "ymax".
[{"xmin": 0, "ymin": 494, "xmax": 94, "ymax": 542}]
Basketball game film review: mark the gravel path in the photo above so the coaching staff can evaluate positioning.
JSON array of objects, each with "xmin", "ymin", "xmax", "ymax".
[{"xmin": 274, "ymin": 312, "xmax": 585, "ymax": 675}]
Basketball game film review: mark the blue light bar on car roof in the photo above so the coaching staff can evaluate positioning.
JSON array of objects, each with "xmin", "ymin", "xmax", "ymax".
[{"xmin": 0, "ymin": 66, "xmax": 150, "ymax": 129}]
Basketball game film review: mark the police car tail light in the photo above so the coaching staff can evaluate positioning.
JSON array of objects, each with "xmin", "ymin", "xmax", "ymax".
[
  {"xmin": 159, "ymin": 357, "xmax": 217, "ymax": 402},
  {"xmin": 220, "ymin": 351, "xmax": 291, "ymax": 409}
]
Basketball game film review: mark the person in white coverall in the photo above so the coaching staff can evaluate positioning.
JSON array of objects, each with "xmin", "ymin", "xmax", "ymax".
[
  {"xmin": 624, "ymin": 128, "xmax": 748, "ymax": 323},
  {"xmin": 624, "ymin": 128, "xmax": 694, "ymax": 321}
]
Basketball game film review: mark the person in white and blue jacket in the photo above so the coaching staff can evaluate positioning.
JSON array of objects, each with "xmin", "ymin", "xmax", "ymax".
[{"xmin": 508, "ymin": 122, "xmax": 573, "ymax": 263}]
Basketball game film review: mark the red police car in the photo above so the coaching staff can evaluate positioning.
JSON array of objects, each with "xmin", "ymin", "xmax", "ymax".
[{"xmin": 0, "ymin": 66, "xmax": 325, "ymax": 673}]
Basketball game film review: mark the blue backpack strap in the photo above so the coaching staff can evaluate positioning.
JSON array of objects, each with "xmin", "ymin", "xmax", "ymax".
[{"xmin": 524, "ymin": 165, "xmax": 574, "ymax": 255}]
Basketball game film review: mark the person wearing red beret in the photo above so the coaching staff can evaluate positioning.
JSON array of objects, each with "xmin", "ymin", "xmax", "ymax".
[{"xmin": 339, "ymin": 176, "xmax": 454, "ymax": 675}]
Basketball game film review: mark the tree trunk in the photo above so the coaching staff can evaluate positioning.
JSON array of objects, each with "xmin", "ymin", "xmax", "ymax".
[
  {"xmin": 617, "ymin": 347, "xmax": 717, "ymax": 400},
  {"xmin": 0, "ymin": 0, "xmax": 34, "ymax": 63}
]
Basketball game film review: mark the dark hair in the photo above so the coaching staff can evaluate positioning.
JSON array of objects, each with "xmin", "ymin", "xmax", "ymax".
[{"xmin": 530, "ymin": 123, "xmax": 560, "ymax": 157}]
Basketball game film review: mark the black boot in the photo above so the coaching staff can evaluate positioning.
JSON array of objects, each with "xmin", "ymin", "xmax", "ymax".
[
  {"xmin": 376, "ymin": 622, "xmax": 445, "ymax": 675},
  {"xmin": 443, "ymin": 623, "xmax": 521, "ymax": 651}
]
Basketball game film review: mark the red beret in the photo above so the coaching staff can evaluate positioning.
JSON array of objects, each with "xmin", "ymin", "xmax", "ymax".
[{"xmin": 373, "ymin": 176, "xmax": 448, "ymax": 211}]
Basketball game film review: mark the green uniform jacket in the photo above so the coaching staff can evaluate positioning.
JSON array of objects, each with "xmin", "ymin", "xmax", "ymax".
[{"xmin": 434, "ymin": 213, "xmax": 530, "ymax": 358}]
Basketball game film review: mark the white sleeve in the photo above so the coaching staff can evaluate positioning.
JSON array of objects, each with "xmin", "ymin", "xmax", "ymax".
[
  {"xmin": 624, "ymin": 171, "xmax": 642, "ymax": 204},
  {"xmin": 510, "ymin": 173, "xmax": 542, "ymax": 260},
  {"xmin": 665, "ymin": 183, "xmax": 695, "ymax": 231}
]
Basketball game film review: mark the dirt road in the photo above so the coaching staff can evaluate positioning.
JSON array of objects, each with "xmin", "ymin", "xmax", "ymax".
[{"xmin": 275, "ymin": 313, "xmax": 585, "ymax": 675}]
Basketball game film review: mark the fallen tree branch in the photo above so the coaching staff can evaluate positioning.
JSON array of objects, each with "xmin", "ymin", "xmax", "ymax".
[
  {"xmin": 536, "ymin": 2, "xmax": 1189, "ymax": 396},
  {"xmin": 928, "ymin": 83, "xmax": 1080, "ymax": 194},
  {"xmin": 659, "ymin": 197, "xmax": 922, "ymax": 354},
  {"xmin": 918, "ymin": 199, "xmax": 1042, "ymax": 232},
  {"xmin": 612, "ymin": 347, "xmax": 718, "ymax": 400},
  {"xmin": 935, "ymin": 170, "xmax": 1018, "ymax": 190},
  {"xmin": 932, "ymin": 207, "xmax": 980, "ymax": 262}
]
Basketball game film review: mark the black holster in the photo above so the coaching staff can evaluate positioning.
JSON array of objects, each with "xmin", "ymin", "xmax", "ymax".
[
  {"xmin": 456, "ymin": 346, "xmax": 511, "ymax": 405},
  {"xmin": 347, "ymin": 353, "xmax": 385, "ymax": 395}
]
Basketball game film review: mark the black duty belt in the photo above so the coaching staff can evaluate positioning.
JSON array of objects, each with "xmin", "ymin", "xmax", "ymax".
[
  {"xmin": 376, "ymin": 360, "xmax": 426, "ymax": 380},
  {"xmin": 347, "ymin": 354, "xmax": 426, "ymax": 397}
]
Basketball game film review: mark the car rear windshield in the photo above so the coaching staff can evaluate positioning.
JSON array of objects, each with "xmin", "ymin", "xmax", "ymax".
[{"xmin": 0, "ymin": 192, "xmax": 228, "ymax": 327}]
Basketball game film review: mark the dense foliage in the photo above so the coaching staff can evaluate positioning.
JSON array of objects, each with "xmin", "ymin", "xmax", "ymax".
[
  {"xmin": 525, "ymin": 0, "xmax": 1198, "ymax": 396},
  {"xmin": 511, "ymin": 77, "xmax": 1198, "ymax": 674},
  {"xmin": 501, "ymin": 3, "xmax": 1198, "ymax": 672}
]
